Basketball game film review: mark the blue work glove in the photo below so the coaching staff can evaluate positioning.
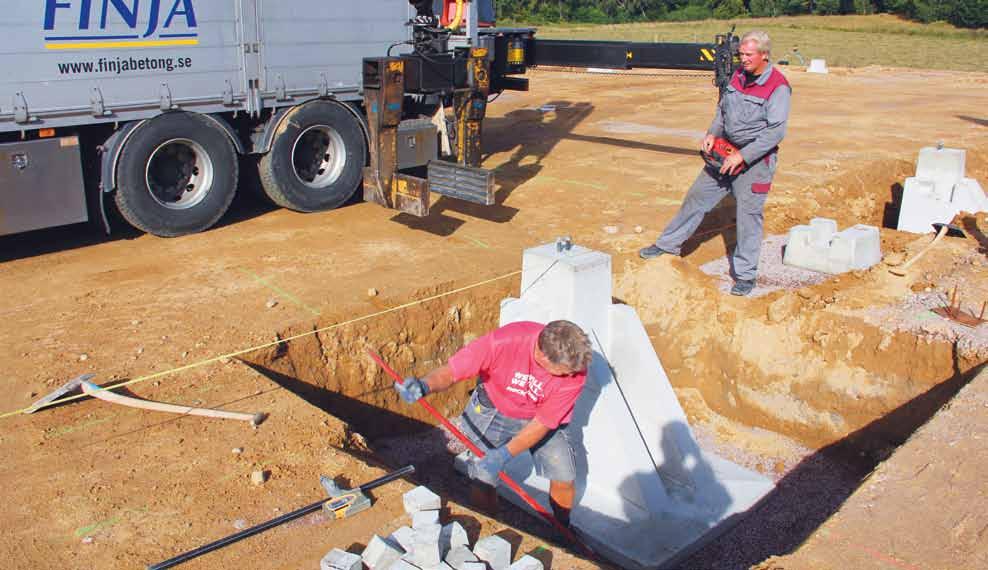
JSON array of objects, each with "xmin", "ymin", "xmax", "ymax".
[
  {"xmin": 469, "ymin": 445, "xmax": 515, "ymax": 486},
  {"xmin": 394, "ymin": 377, "xmax": 429, "ymax": 404}
]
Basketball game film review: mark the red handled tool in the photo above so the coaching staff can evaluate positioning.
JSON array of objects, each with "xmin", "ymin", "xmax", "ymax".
[
  {"xmin": 366, "ymin": 349, "xmax": 595, "ymax": 559},
  {"xmin": 701, "ymin": 137, "xmax": 746, "ymax": 175}
]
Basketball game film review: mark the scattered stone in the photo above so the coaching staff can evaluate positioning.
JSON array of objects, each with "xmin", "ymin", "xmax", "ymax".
[
  {"xmin": 403, "ymin": 486, "xmax": 441, "ymax": 514},
  {"xmin": 131, "ymin": 319, "xmax": 141, "ymax": 326},
  {"xmin": 136, "ymin": 347, "xmax": 144, "ymax": 355},
  {"xmin": 232, "ymin": 519, "xmax": 247, "ymax": 530},
  {"xmin": 81, "ymin": 536, "xmax": 94, "ymax": 544},
  {"xmin": 412, "ymin": 524, "xmax": 443, "ymax": 568},
  {"xmin": 362, "ymin": 535, "xmax": 404, "ymax": 569},
  {"xmin": 602, "ymin": 225, "xmax": 619, "ymax": 234},
  {"xmin": 767, "ymin": 293, "xmax": 798, "ymax": 323},
  {"xmin": 320, "ymin": 548, "xmax": 362, "ymax": 570},
  {"xmin": 78, "ymin": 353, "xmax": 89, "ymax": 362},
  {"xmin": 232, "ymin": 447, "xmax": 244, "ymax": 455},
  {"xmin": 441, "ymin": 522, "xmax": 470, "ymax": 551},
  {"xmin": 412, "ymin": 509, "xmax": 440, "ymax": 529},
  {"xmin": 445, "ymin": 544, "xmax": 479, "ymax": 570},
  {"xmin": 473, "ymin": 535, "xmax": 512, "ymax": 570},
  {"xmin": 883, "ymin": 252, "xmax": 906, "ymax": 267},
  {"xmin": 508, "ymin": 555, "xmax": 544, "ymax": 570},
  {"xmin": 250, "ymin": 470, "xmax": 269, "ymax": 485},
  {"xmin": 266, "ymin": 299, "xmax": 279, "ymax": 309},
  {"xmin": 368, "ymin": 288, "xmax": 379, "ymax": 297},
  {"xmin": 389, "ymin": 526, "xmax": 416, "ymax": 554},
  {"xmin": 634, "ymin": 225, "xmax": 644, "ymax": 234},
  {"xmin": 181, "ymin": 351, "xmax": 189, "ymax": 359}
]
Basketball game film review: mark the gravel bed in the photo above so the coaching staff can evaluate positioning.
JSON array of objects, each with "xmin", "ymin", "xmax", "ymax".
[{"xmin": 699, "ymin": 234, "xmax": 833, "ymax": 297}]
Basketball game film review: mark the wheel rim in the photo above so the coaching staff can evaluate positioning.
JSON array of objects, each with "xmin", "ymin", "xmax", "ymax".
[
  {"xmin": 291, "ymin": 125, "xmax": 347, "ymax": 189},
  {"xmin": 145, "ymin": 138, "xmax": 215, "ymax": 210}
]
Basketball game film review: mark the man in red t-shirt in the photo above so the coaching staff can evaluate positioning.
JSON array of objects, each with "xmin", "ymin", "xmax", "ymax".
[{"xmin": 394, "ymin": 320, "xmax": 593, "ymax": 527}]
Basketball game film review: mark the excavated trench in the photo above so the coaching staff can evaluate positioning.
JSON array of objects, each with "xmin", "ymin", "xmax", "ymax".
[{"xmin": 242, "ymin": 156, "xmax": 987, "ymax": 568}]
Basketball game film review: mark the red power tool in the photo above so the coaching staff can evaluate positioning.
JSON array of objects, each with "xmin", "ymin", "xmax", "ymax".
[{"xmin": 701, "ymin": 137, "xmax": 746, "ymax": 175}]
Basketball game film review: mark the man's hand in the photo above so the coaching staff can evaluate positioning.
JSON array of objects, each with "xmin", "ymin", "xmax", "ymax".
[
  {"xmin": 720, "ymin": 151, "xmax": 745, "ymax": 175},
  {"xmin": 702, "ymin": 134, "xmax": 716, "ymax": 154},
  {"xmin": 394, "ymin": 377, "xmax": 430, "ymax": 404},
  {"xmin": 469, "ymin": 445, "xmax": 515, "ymax": 486}
]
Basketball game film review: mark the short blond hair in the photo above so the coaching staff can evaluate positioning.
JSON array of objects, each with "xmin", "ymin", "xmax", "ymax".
[{"xmin": 741, "ymin": 30, "xmax": 772, "ymax": 57}]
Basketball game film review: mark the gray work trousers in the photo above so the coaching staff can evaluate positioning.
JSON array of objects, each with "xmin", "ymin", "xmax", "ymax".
[{"xmin": 655, "ymin": 153, "xmax": 777, "ymax": 281}]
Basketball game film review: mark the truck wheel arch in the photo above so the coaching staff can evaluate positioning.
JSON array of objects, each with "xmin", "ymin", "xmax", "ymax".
[{"xmin": 256, "ymin": 98, "xmax": 369, "ymax": 158}]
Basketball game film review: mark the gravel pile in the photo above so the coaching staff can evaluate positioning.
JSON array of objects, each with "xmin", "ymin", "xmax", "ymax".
[{"xmin": 699, "ymin": 234, "xmax": 833, "ymax": 297}]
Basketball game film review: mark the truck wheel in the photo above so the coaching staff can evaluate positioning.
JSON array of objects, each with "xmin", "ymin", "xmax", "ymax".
[
  {"xmin": 258, "ymin": 101, "xmax": 366, "ymax": 212},
  {"xmin": 115, "ymin": 112, "xmax": 238, "ymax": 237}
]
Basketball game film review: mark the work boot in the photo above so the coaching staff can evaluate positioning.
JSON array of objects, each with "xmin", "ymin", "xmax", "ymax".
[
  {"xmin": 730, "ymin": 279, "xmax": 756, "ymax": 296},
  {"xmin": 639, "ymin": 245, "xmax": 670, "ymax": 260}
]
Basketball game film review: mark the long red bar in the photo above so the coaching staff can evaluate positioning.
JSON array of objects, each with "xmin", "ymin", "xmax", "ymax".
[{"xmin": 366, "ymin": 349, "xmax": 594, "ymax": 558}]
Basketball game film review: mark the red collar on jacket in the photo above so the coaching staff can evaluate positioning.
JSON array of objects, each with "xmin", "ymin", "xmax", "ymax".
[{"xmin": 729, "ymin": 65, "xmax": 790, "ymax": 99}]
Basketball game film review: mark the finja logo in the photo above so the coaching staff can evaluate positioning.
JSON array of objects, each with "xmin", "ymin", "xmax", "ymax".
[{"xmin": 44, "ymin": 0, "xmax": 198, "ymax": 39}]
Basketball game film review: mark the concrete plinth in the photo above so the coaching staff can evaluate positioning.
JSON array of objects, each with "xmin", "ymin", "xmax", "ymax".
[
  {"xmin": 898, "ymin": 146, "xmax": 988, "ymax": 234},
  {"xmin": 807, "ymin": 59, "xmax": 828, "ymax": 73},
  {"xmin": 783, "ymin": 218, "xmax": 882, "ymax": 274},
  {"xmin": 497, "ymin": 242, "xmax": 774, "ymax": 569}
]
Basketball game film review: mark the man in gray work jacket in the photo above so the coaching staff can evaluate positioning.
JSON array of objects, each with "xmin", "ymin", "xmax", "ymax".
[{"xmin": 639, "ymin": 30, "xmax": 791, "ymax": 296}]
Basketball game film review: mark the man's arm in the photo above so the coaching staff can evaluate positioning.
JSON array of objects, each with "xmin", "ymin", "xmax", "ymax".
[
  {"xmin": 707, "ymin": 103, "xmax": 725, "ymax": 139},
  {"xmin": 506, "ymin": 418, "xmax": 551, "ymax": 456},
  {"xmin": 421, "ymin": 364, "xmax": 457, "ymax": 393},
  {"xmin": 738, "ymin": 86, "xmax": 791, "ymax": 165}
]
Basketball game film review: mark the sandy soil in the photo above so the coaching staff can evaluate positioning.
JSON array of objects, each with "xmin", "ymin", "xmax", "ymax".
[{"xmin": 0, "ymin": 64, "xmax": 985, "ymax": 569}]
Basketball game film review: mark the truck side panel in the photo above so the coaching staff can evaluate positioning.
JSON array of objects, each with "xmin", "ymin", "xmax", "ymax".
[
  {"xmin": 256, "ymin": 1, "xmax": 410, "ymax": 106},
  {"xmin": 0, "ymin": 0, "xmax": 247, "ymax": 132}
]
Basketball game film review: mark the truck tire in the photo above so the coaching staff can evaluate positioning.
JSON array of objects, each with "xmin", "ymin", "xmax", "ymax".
[
  {"xmin": 114, "ymin": 112, "xmax": 238, "ymax": 237},
  {"xmin": 258, "ymin": 100, "xmax": 366, "ymax": 212}
]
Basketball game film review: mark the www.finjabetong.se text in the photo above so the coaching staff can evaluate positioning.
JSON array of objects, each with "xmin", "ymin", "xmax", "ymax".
[{"xmin": 57, "ymin": 56, "xmax": 193, "ymax": 75}]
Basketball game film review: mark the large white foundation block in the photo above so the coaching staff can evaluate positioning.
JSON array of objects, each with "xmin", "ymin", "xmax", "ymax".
[
  {"xmin": 898, "ymin": 146, "xmax": 987, "ymax": 234},
  {"xmin": 497, "ymin": 242, "xmax": 774, "ymax": 569},
  {"xmin": 783, "ymin": 218, "xmax": 882, "ymax": 274},
  {"xmin": 807, "ymin": 59, "xmax": 828, "ymax": 73}
]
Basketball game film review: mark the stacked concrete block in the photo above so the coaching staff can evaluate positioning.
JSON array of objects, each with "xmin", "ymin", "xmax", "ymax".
[
  {"xmin": 412, "ymin": 509, "xmax": 440, "ymax": 529},
  {"xmin": 898, "ymin": 146, "xmax": 988, "ymax": 234},
  {"xmin": 460, "ymin": 564, "xmax": 487, "ymax": 570},
  {"xmin": 363, "ymin": 535, "xmax": 405, "ymax": 569},
  {"xmin": 507, "ymin": 555, "xmax": 544, "ymax": 570},
  {"xmin": 321, "ymin": 548, "xmax": 362, "ymax": 570},
  {"xmin": 403, "ymin": 486, "xmax": 442, "ymax": 514},
  {"xmin": 783, "ymin": 218, "xmax": 882, "ymax": 274},
  {"xmin": 445, "ymin": 544, "xmax": 479, "ymax": 570},
  {"xmin": 473, "ymin": 535, "xmax": 512, "ymax": 570},
  {"xmin": 411, "ymin": 523, "xmax": 444, "ymax": 568},
  {"xmin": 386, "ymin": 560, "xmax": 421, "ymax": 570},
  {"xmin": 389, "ymin": 526, "xmax": 416, "ymax": 557}
]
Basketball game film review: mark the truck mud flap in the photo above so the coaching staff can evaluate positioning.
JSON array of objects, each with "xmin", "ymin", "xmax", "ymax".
[{"xmin": 427, "ymin": 161, "xmax": 495, "ymax": 206}]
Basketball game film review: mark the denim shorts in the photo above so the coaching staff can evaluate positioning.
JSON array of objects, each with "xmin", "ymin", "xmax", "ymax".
[{"xmin": 459, "ymin": 385, "xmax": 576, "ymax": 483}]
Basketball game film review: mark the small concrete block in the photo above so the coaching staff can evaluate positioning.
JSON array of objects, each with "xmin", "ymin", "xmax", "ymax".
[
  {"xmin": 423, "ymin": 564, "xmax": 455, "ymax": 570},
  {"xmin": 389, "ymin": 526, "xmax": 416, "ymax": 554},
  {"xmin": 807, "ymin": 59, "xmax": 828, "ymax": 73},
  {"xmin": 508, "ymin": 555, "xmax": 543, "ymax": 570},
  {"xmin": 412, "ymin": 509, "xmax": 440, "ymax": 529},
  {"xmin": 460, "ymin": 563, "xmax": 487, "ymax": 570},
  {"xmin": 445, "ymin": 544, "xmax": 478, "ymax": 570},
  {"xmin": 440, "ymin": 522, "xmax": 469, "ymax": 552},
  {"xmin": 403, "ymin": 486, "xmax": 442, "ymax": 514},
  {"xmin": 363, "ymin": 534, "xmax": 405, "ymax": 569},
  {"xmin": 320, "ymin": 548, "xmax": 362, "ymax": 570},
  {"xmin": 473, "ymin": 535, "xmax": 512, "ymax": 570},
  {"xmin": 412, "ymin": 524, "xmax": 443, "ymax": 568},
  {"xmin": 784, "ymin": 218, "xmax": 881, "ymax": 274},
  {"xmin": 386, "ymin": 560, "xmax": 421, "ymax": 570}
]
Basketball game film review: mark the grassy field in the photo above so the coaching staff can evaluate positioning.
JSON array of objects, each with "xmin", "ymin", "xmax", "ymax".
[{"xmin": 514, "ymin": 14, "xmax": 988, "ymax": 72}]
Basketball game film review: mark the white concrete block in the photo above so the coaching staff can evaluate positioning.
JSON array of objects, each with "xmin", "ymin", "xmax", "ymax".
[
  {"xmin": 460, "ymin": 564, "xmax": 487, "ymax": 570},
  {"xmin": 473, "ymin": 535, "xmax": 511, "ymax": 570},
  {"xmin": 497, "ymin": 241, "xmax": 775, "ymax": 569},
  {"xmin": 386, "ymin": 560, "xmax": 420, "ymax": 570},
  {"xmin": 363, "ymin": 534, "xmax": 405, "ymax": 569},
  {"xmin": 423, "ymin": 563, "xmax": 455, "ymax": 570},
  {"xmin": 321, "ymin": 548, "xmax": 362, "ymax": 570},
  {"xmin": 412, "ymin": 509, "xmax": 440, "ymax": 529},
  {"xmin": 898, "ymin": 146, "xmax": 987, "ymax": 234},
  {"xmin": 445, "ymin": 544, "xmax": 478, "ymax": 570},
  {"xmin": 807, "ymin": 58, "xmax": 828, "ymax": 73},
  {"xmin": 388, "ymin": 526, "xmax": 416, "ymax": 555},
  {"xmin": 440, "ymin": 522, "xmax": 470, "ymax": 551},
  {"xmin": 783, "ymin": 218, "xmax": 881, "ymax": 274},
  {"xmin": 412, "ymin": 524, "xmax": 443, "ymax": 568},
  {"xmin": 403, "ymin": 486, "xmax": 441, "ymax": 514},
  {"xmin": 508, "ymin": 555, "xmax": 543, "ymax": 570}
]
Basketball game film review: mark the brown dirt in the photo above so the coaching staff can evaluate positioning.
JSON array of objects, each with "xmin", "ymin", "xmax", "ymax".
[{"xmin": 0, "ymin": 65, "xmax": 986, "ymax": 569}]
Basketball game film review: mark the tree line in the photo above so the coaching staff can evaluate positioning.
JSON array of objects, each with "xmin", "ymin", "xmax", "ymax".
[{"xmin": 494, "ymin": 0, "xmax": 986, "ymax": 28}]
